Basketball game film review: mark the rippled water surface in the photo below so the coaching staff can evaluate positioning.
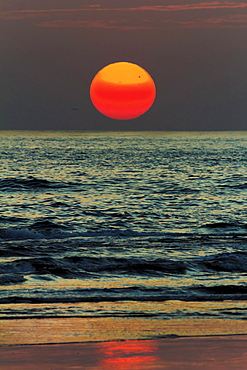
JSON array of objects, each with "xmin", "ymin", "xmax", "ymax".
[{"xmin": 1, "ymin": 131, "xmax": 247, "ymax": 321}]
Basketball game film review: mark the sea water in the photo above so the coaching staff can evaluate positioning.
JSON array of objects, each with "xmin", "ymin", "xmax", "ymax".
[{"xmin": 1, "ymin": 131, "xmax": 247, "ymax": 321}]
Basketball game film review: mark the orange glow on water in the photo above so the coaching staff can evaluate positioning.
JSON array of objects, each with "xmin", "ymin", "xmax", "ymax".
[
  {"xmin": 99, "ymin": 340, "xmax": 158, "ymax": 370},
  {"xmin": 90, "ymin": 62, "xmax": 156, "ymax": 120}
]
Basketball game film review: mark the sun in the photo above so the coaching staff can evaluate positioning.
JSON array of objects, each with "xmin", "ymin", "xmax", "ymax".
[{"xmin": 90, "ymin": 62, "xmax": 156, "ymax": 120}]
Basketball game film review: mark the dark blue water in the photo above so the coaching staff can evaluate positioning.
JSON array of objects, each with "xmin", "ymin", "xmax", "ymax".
[{"xmin": 1, "ymin": 131, "xmax": 247, "ymax": 320}]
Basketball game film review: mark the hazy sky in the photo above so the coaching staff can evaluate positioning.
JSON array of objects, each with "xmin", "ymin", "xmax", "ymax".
[{"xmin": 1, "ymin": 0, "xmax": 247, "ymax": 130}]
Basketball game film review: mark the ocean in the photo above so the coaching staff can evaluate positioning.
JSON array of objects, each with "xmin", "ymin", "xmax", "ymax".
[{"xmin": 1, "ymin": 131, "xmax": 247, "ymax": 325}]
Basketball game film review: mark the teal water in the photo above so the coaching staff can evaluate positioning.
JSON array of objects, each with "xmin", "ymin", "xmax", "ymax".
[{"xmin": 1, "ymin": 131, "xmax": 247, "ymax": 320}]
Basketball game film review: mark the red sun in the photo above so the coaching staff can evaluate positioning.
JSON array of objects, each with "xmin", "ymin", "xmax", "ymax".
[{"xmin": 90, "ymin": 62, "xmax": 156, "ymax": 120}]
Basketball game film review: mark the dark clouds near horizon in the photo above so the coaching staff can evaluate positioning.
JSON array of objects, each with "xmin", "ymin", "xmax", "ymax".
[{"xmin": 1, "ymin": 0, "xmax": 247, "ymax": 131}]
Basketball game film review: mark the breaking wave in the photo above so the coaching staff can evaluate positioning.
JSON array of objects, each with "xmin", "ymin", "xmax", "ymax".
[{"xmin": 0, "ymin": 176, "xmax": 78, "ymax": 191}]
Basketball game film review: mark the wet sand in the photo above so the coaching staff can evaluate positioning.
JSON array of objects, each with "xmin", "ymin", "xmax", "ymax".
[
  {"xmin": 1, "ymin": 318, "xmax": 247, "ymax": 369},
  {"xmin": 1, "ymin": 336, "xmax": 247, "ymax": 369}
]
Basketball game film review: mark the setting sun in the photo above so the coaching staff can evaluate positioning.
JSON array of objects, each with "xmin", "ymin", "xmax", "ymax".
[{"xmin": 90, "ymin": 62, "xmax": 156, "ymax": 120}]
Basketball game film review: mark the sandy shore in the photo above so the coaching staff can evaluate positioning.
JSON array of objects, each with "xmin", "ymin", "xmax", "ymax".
[
  {"xmin": 1, "ymin": 336, "xmax": 247, "ymax": 369},
  {"xmin": 1, "ymin": 318, "xmax": 247, "ymax": 369},
  {"xmin": 2, "ymin": 317, "xmax": 247, "ymax": 345}
]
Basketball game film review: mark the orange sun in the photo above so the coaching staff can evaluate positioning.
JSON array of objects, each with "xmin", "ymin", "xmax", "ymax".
[{"xmin": 90, "ymin": 62, "xmax": 156, "ymax": 120}]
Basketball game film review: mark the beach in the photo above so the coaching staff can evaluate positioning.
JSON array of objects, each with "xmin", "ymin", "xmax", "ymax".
[
  {"xmin": 1, "ymin": 131, "xmax": 247, "ymax": 369},
  {"xmin": 2, "ymin": 336, "xmax": 247, "ymax": 370},
  {"xmin": 1, "ymin": 318, "xmax": 247, "ymax": 369}
]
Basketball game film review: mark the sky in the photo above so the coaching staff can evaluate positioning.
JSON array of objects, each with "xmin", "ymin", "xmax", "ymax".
[{"xmin": 1, "ymin": 0, "xmax": 247, "ymax": 131}]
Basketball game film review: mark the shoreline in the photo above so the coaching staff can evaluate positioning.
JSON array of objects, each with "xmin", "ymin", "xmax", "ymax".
[
  {"xmin": 2, "ymin": 317, "xmax": 247, "ymax": 346},
  {"xmin": 1, "ymin": 335, "xmax": 247, "ymax": 369},
  {"xmin": 1, "ymin": 318, "xmax": 247, "ymax": 368}
]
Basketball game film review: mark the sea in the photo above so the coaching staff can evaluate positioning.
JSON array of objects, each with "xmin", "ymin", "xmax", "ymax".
[{"xmin": 1, "ymin": 131, "xmax": 247, "ymax": 325}]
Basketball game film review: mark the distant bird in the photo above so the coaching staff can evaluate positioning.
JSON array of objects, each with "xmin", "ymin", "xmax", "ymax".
[{"xmin": 72, "ymin": 108, "xmax": 78, "ymax": 110}]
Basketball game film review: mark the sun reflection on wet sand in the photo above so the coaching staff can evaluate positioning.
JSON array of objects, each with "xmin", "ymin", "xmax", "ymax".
[
  {"xmin": 99, "ymin": 341, "xmax": 158, "ymax": 370},
  {"xmin": 1, "ymin": 317, "xmax": 247, "ymax": 369},
  {"xmin": 1, "ymin": 336, "xmax": 247, "ymax": 370}
]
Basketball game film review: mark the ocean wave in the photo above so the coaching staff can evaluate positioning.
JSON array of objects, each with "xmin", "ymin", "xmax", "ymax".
[
  {"xmin": 0, "ymin": 221, "xmax": 75, "ymax": 240},
  {"xmin": 194, "ymin": 285, "xmax": 247, "ymax": 296},
  {"xmin": 1, "ymin": 283, "xmax": 247, "ymax": 305},
  {"xmin": 0, "ymin": 274, "xmax": 27, "ymax": 285},
  {"xmin": 218, "ymin": 181, "xmax": 247, "ymax": 190},
  {"xmin": 0, "ymin": 215, "xmax": 25, "ymax": 223},
  {"xmin": 2, "ymin": 250, "xmax": 247, "ymax": 287},
  {"xmin": 0, "ymin": 255, "xmax": 187, "ymax": 284},
  {"xmin": 0, "ymin": 224, "xmax": 177, "ymax": 241},
  {"xmin": 1, "ymin": 220, "xmax": 247, "ymax": 242},
  {"xmin": 0, "ymin": 227, "xmax": 45, "ymax": 240},
  {"xmin": 191, "ymin": 284, "xmax": 247, "ymax": 302},
  {"xmin": 0, "ymin": 176, "xmax": 76, "ymax": 191},
  {"xmin": 204, "ymin": 222, "xmax": 246, "ymax": 229},
  {"xmin": 65, "ymin": 256, "xmax": 187, "ymax": 275},
  {"xmin": 30, "ymin": 220, "xmax": 68, "ymax": 230},
  {"xmin": 198, "ymin": 252, "xmax": 247, "ymax": 273}
]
